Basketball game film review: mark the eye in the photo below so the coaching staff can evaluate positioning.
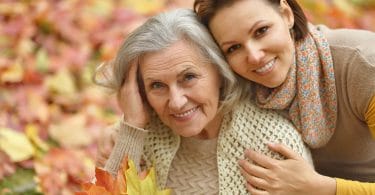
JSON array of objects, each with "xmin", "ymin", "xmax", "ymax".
[
  {"xmin": 150, "ymin": 82, "xmax": 165, "ymax": 90},
  {"xmin": 255, "ymin": 26, "xmax": 269, "ymax": 37},
  {"xmin": 184, "ymin": 73, "xmax": 197, "ymax": 81},
  {"xmin": 226, "ymin": 44, "xmax": 241, "ymax": 54}
]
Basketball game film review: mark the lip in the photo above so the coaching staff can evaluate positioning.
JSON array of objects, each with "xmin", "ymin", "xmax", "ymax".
[
  {"xmin": 253, "ymin": 58, "xmax": 276, "ymax": 75},
  {"xmin": 171, "ymin": 106, "xmax": 200, "ymax": 122}
]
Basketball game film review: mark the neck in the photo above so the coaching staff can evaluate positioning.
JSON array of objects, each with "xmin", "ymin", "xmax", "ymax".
[{"xmin": 194, "ymin": 113, "xmax": 223, "ymax": 140}]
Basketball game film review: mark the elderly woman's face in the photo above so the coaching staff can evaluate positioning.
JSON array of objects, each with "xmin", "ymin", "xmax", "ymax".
[{"xmin": 140, "ymin": 40, "xmax": 222, "ymax": 139}]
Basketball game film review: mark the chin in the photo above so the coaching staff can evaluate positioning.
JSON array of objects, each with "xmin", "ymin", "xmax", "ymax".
[
  {"xmin": 260, "ymin": 82, "xmax": 281, "ymax": 88},
  {"xmin": 266, "ymin": 77, "xmax": 288, "ymax": 88},
  {"xmin": 174, "ymin": 129, "xmax": 200, "ymax": 138}
]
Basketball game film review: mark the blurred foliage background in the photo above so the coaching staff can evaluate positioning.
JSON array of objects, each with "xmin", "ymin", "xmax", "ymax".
[{"xmin": 0, "ymin": 0, "xmax": 374, "ymax": 194}]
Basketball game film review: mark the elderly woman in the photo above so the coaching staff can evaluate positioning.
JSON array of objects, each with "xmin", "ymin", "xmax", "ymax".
[{"xmin": 97, "ymin": 9, "xmax": 311, "ymax": 194}]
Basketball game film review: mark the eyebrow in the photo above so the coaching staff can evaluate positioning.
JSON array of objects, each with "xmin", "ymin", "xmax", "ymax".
[
  {"xmin": 177, "ymin": 67, "xmax": 194, "ymax": 78},
  {"xmin": 220, "ymin": 20, "xmax": 264, "ymax": 48},
  {"xmin": 143, "ymin": 66, "xmax": 195, "ymax": 82}
]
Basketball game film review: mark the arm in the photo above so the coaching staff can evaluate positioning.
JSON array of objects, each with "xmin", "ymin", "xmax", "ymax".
[
  {"xmin": 239, "ymin": 143, "xmax": 336, "ymax": 195},
  {"xmin": 332, "ymin": 95, "xmax": 375, "ymax": 194},
  {"xmin": 365, "ymin": 95, "xmax": 375, "ymax": 139},
  {"xmin": 102, "ymin": 61, "xmax": 150, "ymax": 176},
  {"xmin": 104, "ymin": 119, "xmax": 148, "ymax": 176},
  {"xmin": 239, "ymin": 143, "xmax": 375, "ymax": 195},
  {"xmin": 336, "ymin": 178, "xmax": 375, "ymax": 195}
]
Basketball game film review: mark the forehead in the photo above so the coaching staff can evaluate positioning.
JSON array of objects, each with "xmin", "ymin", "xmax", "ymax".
[
  {"xmin": 209, "ymin": 0, "xmax": 280, "ymax": 40},
  {"xmin": 139, "ymin": 40, "xmax": 209, "ymax": 76}
]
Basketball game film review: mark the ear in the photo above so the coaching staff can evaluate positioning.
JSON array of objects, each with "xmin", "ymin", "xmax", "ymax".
[{"xmin": 279, "ymin": 0, "xmax": 294, "ymax": 29}]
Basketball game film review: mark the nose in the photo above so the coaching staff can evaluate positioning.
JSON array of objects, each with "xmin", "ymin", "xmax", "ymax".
[
  {"xmin": 245, "ymin": 43, "xmax": 264, "ymax": 65},
  {"xmin": 168, "ymin": 86, "xmax": 187, "ymax": 111}
]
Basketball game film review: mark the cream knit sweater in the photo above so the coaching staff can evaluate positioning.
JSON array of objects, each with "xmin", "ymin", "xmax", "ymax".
[{"xmin": 105, "ymin": 100, "xmax": 312, "ymax": 194}]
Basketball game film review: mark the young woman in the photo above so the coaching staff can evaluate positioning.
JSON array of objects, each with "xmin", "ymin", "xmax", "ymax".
[{"xmin": 194, "ymin": 0, "xmax": 375, "ymax": 194}]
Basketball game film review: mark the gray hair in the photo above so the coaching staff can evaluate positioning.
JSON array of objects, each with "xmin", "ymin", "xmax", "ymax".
[{"xmin": 95, "ymin": 8, "xmax": 248, "ymax": 114}]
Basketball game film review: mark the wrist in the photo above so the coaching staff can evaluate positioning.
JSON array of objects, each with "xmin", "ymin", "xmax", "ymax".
[
  {"xmin": 121, "ymin": 115, "xmax": 147, "ymax": 128},
  {"xmin": 315, "ymin": 175, "xmax": 336, "ymax": 195}
]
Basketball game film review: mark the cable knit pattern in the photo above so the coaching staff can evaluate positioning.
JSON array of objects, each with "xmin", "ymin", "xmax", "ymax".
[
  {"xmin": 105, "ymin": 100, "xmax": 312, "ymax": 194},
  {"xmin": 167, "ymin": 137, "xmax": 219, "ymax": 194},
  {"xmin": 104, "ymin": 121, "xmax": 148, "ymax": 175}
]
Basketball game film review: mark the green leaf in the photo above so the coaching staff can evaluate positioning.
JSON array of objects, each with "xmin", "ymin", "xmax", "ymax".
[{"xmin": 0, "ymin": 168, "xmax": 41, "ymax": 195}]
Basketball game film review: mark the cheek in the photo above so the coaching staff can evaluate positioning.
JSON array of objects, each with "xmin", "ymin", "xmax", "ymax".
[
  {"xmin": 228, "ymin": 59, "xmax": 246, "ymax": 75},
  {"xmin": 146, "ymin": 94, "xmax": 164, "ymax": 115},
  {"xmin": 270, "ymin": 30, "xmax": 294, "ymax": 51}
]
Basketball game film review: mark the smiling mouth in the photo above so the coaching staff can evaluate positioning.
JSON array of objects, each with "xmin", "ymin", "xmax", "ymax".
[
  {"xmin": 255, "ymin": 59, "xmax": 275, "ymax": 74},
  {"xmin": 173, "ymin": 107, "xmax": 199, "ymax": 118}
]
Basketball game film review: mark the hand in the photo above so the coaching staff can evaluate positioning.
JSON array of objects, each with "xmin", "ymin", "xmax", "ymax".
[
  {"xmin": 118, "ymin": 60, "xmax": 149, "ymax": 128},
  {"xmin": 238, "ymin": 143, "xmax": 336, "ymax": 195},
  {"xmin": 96, "ymin": 126, "xmax": 118, "ymax": 167}
]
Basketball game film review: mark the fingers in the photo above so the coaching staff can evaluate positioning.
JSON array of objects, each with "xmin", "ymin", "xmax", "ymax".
[
  {"xmin": 244, "ymin": 149, "xmax": 276, "ymax": 169},
  {"xmin": 124, "ymin": 60, "xmax": 138, "ymax": 84},
  {"xmin": 239, "ymin": 162, "xmax": 269, "ymax": 190},
  {"xmin": 246, "ymin": 183, "xmax": 268, "ymax": 195},
  {"xmin": 238, "ymin": 159, "xmax": 267, "ymax": 178},
  {"xmin": 267, "ymin": 143, "xmax": 301, "ymax": 160},
  {"xmin": 119, "ymin": 60, "xmax": 139, "ymax": 102}
]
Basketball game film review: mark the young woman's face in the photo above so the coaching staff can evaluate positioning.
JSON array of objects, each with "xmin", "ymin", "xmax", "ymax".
[
  {"xmin": 209, "ymin": 0, "xmax": 295, "ymax": 88},
  {"xmin": 140, "ymin": 40, "xmax": 223, "ymax": 139}
]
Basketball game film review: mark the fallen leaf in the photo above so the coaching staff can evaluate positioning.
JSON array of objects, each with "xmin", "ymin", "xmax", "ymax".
[
  {"xmin": 45, "ymin": 67, "xmax": 77, "ymax": 95},
  {"xmin": 49, "ymin": 114, "xmax": 93, "ymax": 148},
  {"xmin": 0, "ymin": 60, "xmax": 24, "ymax": 84},
  {"xmin": 122, "ymin": 0, "xmax": 167, "ymax": 15},
  {"xmin": 0, "ymin": 127, "xmax": 34, "ymax": 162}
]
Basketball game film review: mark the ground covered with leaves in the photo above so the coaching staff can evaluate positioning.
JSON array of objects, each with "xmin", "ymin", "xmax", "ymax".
[{"xmin": 0, "ymin": 0, "xmax": 374, "ymax": 194}]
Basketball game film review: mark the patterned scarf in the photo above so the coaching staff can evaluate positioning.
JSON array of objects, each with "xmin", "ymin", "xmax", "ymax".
[{"xmin": 255, "ymin": 25, "xmax": 337, "ymax": 148}]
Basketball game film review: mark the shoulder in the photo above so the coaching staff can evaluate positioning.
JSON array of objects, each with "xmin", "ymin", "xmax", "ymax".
[
  {"xmin": 316, "ymin": 25, "xmax": 375, "ymax": 118},
  {"xmin": 316, "ymin": 24, "xmax": 375, "ymax": 64},
  {"xmin": 231, "ymin": 100, "xmax": 296, "ymax": 131},
  {"xmin": 316, "ymin": 24, "xmax": 375, "ymax": 52},
  {"xmin": 224, "ymin": 101, "xmax": 312, "ymax": 163}
]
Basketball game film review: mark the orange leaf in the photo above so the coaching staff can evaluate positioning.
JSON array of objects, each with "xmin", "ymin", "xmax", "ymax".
[
  {"xmin": 81, "ymin": 183, "xmax": 94, "ymax": 190},
  {"xmin": 75, "ymin": 192, "xmax": 88, "ymax": 195},
  {"xmin": 113, "ymin": 157, "xmax": 128, "ymax": 194},
  {"xmin": 87, "ymin": 186, "xmax": 112, "ymax": 195},
  {"xmin": 94, "ymin": 167, "xmax": 115, "ymax": 191}
]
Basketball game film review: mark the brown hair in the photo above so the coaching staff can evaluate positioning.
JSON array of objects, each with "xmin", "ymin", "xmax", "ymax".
[{"xmin": 194, "ymin": 0, "xmax": 308, "ymax": 41}]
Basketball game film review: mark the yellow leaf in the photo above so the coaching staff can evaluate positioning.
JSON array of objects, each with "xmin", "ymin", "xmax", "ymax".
[
  {"xmin": 0, "ymin": 127, "xmax": 34, "ymax": 162},
  {"xmin": 122, "ymin": 0, "xmax": 167, "ymax": 15},
  {"xmin": 126, "ymin": 159, "xmax": 141, "ymax": 194},
  {"xmin": 140, "ymin": 168, "xmax": 158, "ymax": 194},
  {"xmin": 49, "ymin": 114, "xmax": 93, "ymax": 148},
  {"xmin": 88, "ymin": 0, "xmax": 114, "ymax": 17},
  {"xmin": 36, "ymin": 49, "xmax": 50, "ymax": 73},
  {"xmin": 333, "ymin": 0, "xmax": 359, "ymax": 17},
  {"xmin": 125, "ymin": 160, "xmax": 171, "ymax": 195},
  {"xmin": 0, "ymin": 2, "xmax": 27, "ymax": 15},
  {"xmin": 25, "ymin": 124, "xmax": 50, "ymax": 152},
  {"xmin": 45, "ymin": 68, "xmax": 76, "ymax": 95},
  {"xmin": 0, "ymin": 60, "xmax": 24, "ymax": 83}
]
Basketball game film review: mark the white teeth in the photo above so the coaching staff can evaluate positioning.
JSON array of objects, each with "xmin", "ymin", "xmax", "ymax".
[
  {"xmin": 174, "ymin": 107, "xmax": 198, "ymax": 118},
  {"xmin": 255, "ymin": 59, "xmax": 275, "ymax": 73}
]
